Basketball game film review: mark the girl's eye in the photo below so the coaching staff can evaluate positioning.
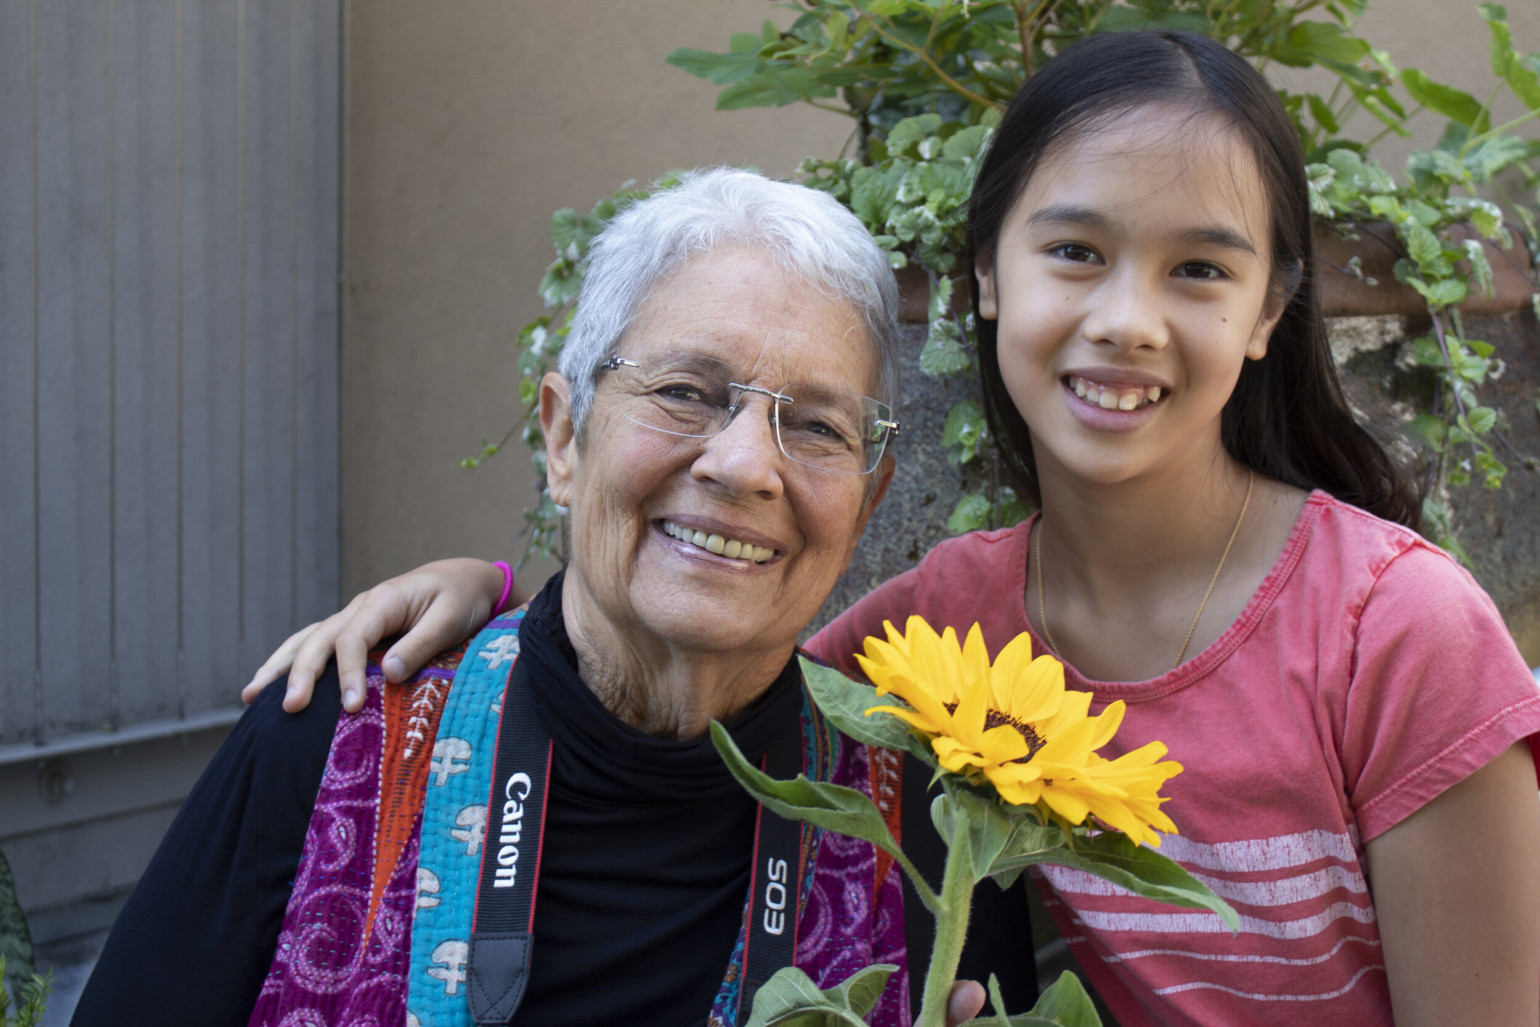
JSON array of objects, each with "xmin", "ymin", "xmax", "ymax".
[
  {"xmin": 1048, "ymin": 242, "xmax": 1100, "ymax": 264},
  {"xmin": 1176, "ymin": 261, "xmax": 1227, "ymax": 280}
]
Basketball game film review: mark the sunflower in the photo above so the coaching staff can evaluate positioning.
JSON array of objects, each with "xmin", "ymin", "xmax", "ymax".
[{"xmin": 857, "ymin": 616, "xmax": 1182, "ymax": 847}]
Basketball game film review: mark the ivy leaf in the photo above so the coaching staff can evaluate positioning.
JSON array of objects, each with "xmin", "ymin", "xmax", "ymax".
[
  {"xmin": 798, "ymin": 657, "xmax": 929, "ymax": 760},
  {"xmin": 920, "ymin": 319, "xmax": 971, "ymax": 377},
  {"xmin": 1411, "ymin": 413, "xmax": 1447, "ymax": 446},
  {"xmin": 942, "ymin": 400, "xmax": 987, "ymax": 465},
  {"xmin": 744, "ymin": 964, "xmax": 899, "ymax": 1027},
  {"xmin": 928, "ymin": 274, "xmax": 955, "ymax": 323},
  {"xmin": 709, "ymin": 720, "xmax": 908, "ymax": 862},
  {"xmin": 1462, "ymin": 239, "xmax": 1494, "ymax": 297},
  {"xmin": 988, "ymin": 830, "xmax": 1240, "ymax": 931},
  {"xmin": 1402, "ymin": 69, "xmax": 1489, "ymax": 132},
  {"xmin": 665, "ymin": 47, "xmax": 764, "ymax": 85},
  {"xmin": 1482, "ymin": 3, "xmax": 1540, "ymax": 109},
  {"xmin": 947, "ymin": 492, "xmax": 992, "ymax": 534},
  {"xmin": 1409, "ymin": 276, "xmax": 1468, "ymax": 309},
  {"xmin": 942, "ymin": 124, "xmax": 993, "ymax": 162},
  {"xmin": 885, "ymin": 113, "xmax": 944, "ymax": 157},
  {"xmin": 1464, "ymin": 406, "xmax": 1498, "ymax": 435},
  {"xmin": 1464, "ymin": 133, "xmax": 1531, "ymax": 183}
]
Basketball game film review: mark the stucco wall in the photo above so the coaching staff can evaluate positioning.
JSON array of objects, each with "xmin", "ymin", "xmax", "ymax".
[{"xmin": 342, "ymin": 1, "xmax": 1538, "ymax": 599}]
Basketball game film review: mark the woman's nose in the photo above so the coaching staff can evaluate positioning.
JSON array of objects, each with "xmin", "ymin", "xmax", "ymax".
[
  {"xmin": 691, "ymin": 397, "xmax": 787, "ymax": 498},
  {"xmin": 1084, "ymin": 268, "xmax": 1170, "ymax": 351}
]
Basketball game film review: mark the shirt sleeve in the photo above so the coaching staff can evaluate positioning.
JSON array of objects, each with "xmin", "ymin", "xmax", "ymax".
[
  {"xmin": 807, "ymin": 565, "xmax": 922, "ymax": 674},
  {"xmin": 70, "ymin": 671, "xmax": 342, "ymax": 1027},
  {"xmin": 1342, "ymin": 542, "xmax": 1540, "ymax": 842}
]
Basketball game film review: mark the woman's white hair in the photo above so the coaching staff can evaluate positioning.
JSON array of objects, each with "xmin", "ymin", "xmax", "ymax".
[{"xmin": 557, "ymin": 167, "xmax": 901, "ymax": 434}]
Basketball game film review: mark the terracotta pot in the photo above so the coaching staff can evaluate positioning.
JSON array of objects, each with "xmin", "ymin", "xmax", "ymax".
[{"xmin": 1313, "ymin": 220, "xmax": 1535, "ymax": 317}]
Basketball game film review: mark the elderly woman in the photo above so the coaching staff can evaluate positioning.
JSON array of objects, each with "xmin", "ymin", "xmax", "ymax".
[{"xmin": 73, "ymin": 169, "xmax": 1030, "ymax": 1027}]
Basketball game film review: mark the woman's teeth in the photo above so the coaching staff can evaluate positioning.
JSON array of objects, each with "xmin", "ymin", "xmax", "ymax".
[
  {"xmin": 662, "ymin": 521, "xmax": 774, "ymax": 563},
  {"xmin": 1070, "ymin": 375, "xmax": 1163, "ymax": 411}
]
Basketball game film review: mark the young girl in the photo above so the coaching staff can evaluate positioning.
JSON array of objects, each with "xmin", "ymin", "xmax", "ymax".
[{"xmin": 250, "ymin": 31, "xmax": 1540, "ymax": 1025}]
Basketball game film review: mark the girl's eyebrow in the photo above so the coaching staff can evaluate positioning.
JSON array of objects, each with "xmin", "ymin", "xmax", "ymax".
[{"xmin": 1027, "ymin": 202, "xmax": 1257, "ymax": 256}]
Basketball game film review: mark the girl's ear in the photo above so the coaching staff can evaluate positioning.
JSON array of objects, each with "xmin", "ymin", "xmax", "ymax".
[
  {"xmin": 1247, "ymin": 259, "xmax": 1302, "ymax": 361},
  {"xmin": 975, "ymin": 254, "xmax": 999, "ymax": 320},
  {"xmin": 540, "ymin": 372, "xmax": 577, "ymax": 508}
]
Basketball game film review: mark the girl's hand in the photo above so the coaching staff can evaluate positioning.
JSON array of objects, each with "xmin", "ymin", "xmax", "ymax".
[
  {"xmin": 946, "ymin": 980, "xmax": 986, "ymax": 1025},
  {"xmin": 241, "ymin": 558, "xmax": 509, "ymax": 713}
]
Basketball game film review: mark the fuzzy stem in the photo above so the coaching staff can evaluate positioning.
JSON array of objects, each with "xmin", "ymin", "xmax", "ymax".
[{"xmin": 916, "ymin": 816, "xmax": 977, "ymax": 1026}]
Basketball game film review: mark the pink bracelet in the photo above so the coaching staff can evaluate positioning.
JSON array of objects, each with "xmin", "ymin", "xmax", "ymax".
[{"xmin": 492, "ymin": 560, "xmax": 515, "ymax": 615}]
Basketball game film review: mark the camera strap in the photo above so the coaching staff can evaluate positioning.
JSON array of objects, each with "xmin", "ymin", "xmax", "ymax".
[{"xmin": 466, "ymin": 655, "xmax": 806, "ymax": 1025}]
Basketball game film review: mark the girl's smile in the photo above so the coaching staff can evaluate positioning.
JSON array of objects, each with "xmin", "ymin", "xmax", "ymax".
[{"xmin": 976, "ymin": 104, "xmax": 1286, "ymax": 490}]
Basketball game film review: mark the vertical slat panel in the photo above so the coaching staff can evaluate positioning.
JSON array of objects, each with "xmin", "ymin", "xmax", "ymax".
[
  {"xmin": 178, "ymin": 0, "xmax": 242, "ymax": 712},
  {"xmin": 34, "ymin": 1, "xmax": 113, "ymax": 737},
  {"xmin": 235, "ymin": 0, "xmax": 295, "ymax": 689},
  {"xmin": 0, "ymin": 1, "xmax": 39, "ymax": 745},
  {"xmin": 290, "ymin": 0, "xmax": 340, "ymax": 629},
  {"xmin": 111, "ymin": 0, "xmax": 180, "ymax": 725}
]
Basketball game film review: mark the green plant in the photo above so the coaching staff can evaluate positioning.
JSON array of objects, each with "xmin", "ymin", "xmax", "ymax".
[
  {"xmin": 0, "ymin": 958, "xmax": 50, "ymax": 1027},
  {"xmin": 489, "ymin": 0, "xmax": 1537, "ymax": 563}
]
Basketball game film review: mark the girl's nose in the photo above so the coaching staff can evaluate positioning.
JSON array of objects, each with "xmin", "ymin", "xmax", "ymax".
[
  {"xmin": 1083, "ymin": 269, "xmax": 1170, "ymax": 351},
  {"xmin": 690, "ymin": 397, "xmax": 787, "ymax": 499}
]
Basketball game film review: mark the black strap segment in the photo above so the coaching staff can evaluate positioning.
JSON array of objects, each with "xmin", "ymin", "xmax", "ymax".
[
  {"xmin": 468, "ymin": 652, "xmax": 553, "ymax": 1025},
  {"xmin": 737, "ymin": 712, "xmax": 804, "ymax": 1019},
  {"xmin": 468, "ymin": 650, "xmax": 806, "ymax": 1025}
]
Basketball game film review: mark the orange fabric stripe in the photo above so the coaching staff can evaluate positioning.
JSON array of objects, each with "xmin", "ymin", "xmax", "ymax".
[{"xmin": 367, "ymin": 651, "xmax": 460, "ymax": 936}]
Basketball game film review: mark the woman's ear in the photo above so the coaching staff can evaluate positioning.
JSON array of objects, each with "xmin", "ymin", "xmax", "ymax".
[
  {"xmin": 540, "ymin": 372, "xmax": 577, "ymax": 508},
  {"xmin": 975, "ymin": 255, "xmax": 999, "ymax": 320}
]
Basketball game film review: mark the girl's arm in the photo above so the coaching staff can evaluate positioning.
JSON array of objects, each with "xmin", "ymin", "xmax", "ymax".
[
  {"xmin": 241, "ymin": 557, "xmax": 511, "ymax": 713},
  {"xmin": 1365, "ymin": 740, "xmax": 1540, "ymax": 1026}
]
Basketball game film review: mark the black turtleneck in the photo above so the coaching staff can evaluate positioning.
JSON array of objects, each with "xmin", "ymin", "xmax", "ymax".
[{"xmin": 73, "ymin": 573, "xmax": 1037, "ymax": 1027}]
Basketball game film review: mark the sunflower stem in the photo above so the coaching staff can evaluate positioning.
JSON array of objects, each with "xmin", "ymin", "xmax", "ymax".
[{"xmin": 916, "ymin": 814, "xmax": 977, "ymax": 1027}]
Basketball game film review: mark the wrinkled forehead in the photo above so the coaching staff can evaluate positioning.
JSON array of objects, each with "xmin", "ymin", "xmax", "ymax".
[{"xmin": 621, "ymin": 245, "xmax": 881, "ymax": 395}]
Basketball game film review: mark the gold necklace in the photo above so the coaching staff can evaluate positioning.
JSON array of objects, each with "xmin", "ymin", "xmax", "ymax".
[{"xmin": 1034, "ymin": 469, "xmax": 1255, "ymax": 671}]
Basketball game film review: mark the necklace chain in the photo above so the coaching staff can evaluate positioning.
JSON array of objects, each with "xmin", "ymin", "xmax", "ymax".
[{"xmin": 1034, "ymin": 469, "xmax": 1255, "ymax": 671}]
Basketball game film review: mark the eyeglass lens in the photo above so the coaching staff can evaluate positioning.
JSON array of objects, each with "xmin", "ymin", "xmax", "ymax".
[{"xmin": 599, "ymin": 353, "xmax": 895, "ymax": 474}]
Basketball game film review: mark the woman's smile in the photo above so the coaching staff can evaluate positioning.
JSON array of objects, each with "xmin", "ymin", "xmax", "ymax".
[{"xmin": 660, "ymin": 519, "xmax": 777, "ymax": 564}]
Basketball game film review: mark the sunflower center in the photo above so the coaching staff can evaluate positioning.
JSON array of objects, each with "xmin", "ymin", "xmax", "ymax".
[{"xmin": 942, "ymin": 702, "xmax": 1047, "ymax": 762}]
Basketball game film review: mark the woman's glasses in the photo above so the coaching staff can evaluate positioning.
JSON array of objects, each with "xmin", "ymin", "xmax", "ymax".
[{"xmin": 596, "ymin": 352, "xmax": 898, "ymax": 475}]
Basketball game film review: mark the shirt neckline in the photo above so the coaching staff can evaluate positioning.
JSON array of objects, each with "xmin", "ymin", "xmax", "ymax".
[{"xmin": 1017, "ymin": 490, "xmax": 1328, "ymax": 703}]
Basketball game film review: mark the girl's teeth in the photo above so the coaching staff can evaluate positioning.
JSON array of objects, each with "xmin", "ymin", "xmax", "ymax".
[
  {"xmin": 1071, "ymin": 376, "xmax": 1163, "ymax": 410},
  {"xmin": 664, "ymin": 522, "xmax": 771, "ymax": 563}
]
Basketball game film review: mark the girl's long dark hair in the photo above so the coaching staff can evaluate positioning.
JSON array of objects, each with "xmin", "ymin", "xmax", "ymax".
[{"xmin": 967, "ymin": 30, "xmax": 1422, "ymax": 530}]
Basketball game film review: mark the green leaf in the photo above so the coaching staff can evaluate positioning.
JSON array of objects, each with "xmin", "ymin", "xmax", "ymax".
[
  {"xmin": 1409, "ymin": 335, "xmax": 1444, "ymax": 367},
  {"xmin": 942, "ymin": 400, "xmax": 986, "ymax": 465},
  {"xmin": 1274, "ymin": 22, "xmax": 1369, "ymax": 70},
  {"xmin": 1466, "ymin": 406, "xmax": 1498, "ymax": 434},
  {"xmin": 798, "ymin": 657, "xmax": 929, "ymax": 759},
  {"xmin": 709, "ymin": 721, "xmax": 908, "ymax": 861},
  {"xmin": 920, "ymin": 319, "xmax": 971, "ymax": 376},
  {"xmin": 1462, "ymin": 133, "xmax": 1530, "ymax": 182},
  {"xmin": 885, "ymin": 114, "xmax": 944, "ymax": 156},
  {"xmin": 745, "ymin": 964, "xmax": 899, "ymax": 1027},
  {"xmin": 928, "ymin": 275, "xmax": 955, "ymax": 323},
  {"xmin": 1483, "ymin": 3, "xmax": 1540, "ymax": 109},
  {"xmin": 989, "ymin": 830, "xmax": 1239, "ymax": 932},
  {"xmin": 665, "ymin": 47, "xmax": 764, "ymax": 85},
  {"xmin": 1411, "ymin": 413, "xmax": 1448, "ymax": 446},
  {"xmin": 947, "ymin": 492, "xmax": 992, "ymax": 534},
  {"xmin": 960, "ymin": 971, "xmax": 1102, "ymax": 1027},
  {"xmin": 1462, "ymin": 240, "xmax": 1494, "ymax": 298},
  {"xmin": 1026, "ymin": 971, "xmax": 1103, "ymax": 1026},
  {"xmin": 1402, "ymin": 69, "xmax": 1489, "ymax": 132}
]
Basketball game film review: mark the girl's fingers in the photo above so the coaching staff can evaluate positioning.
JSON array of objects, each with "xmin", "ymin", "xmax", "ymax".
[
  {"xmin": 381, "ymin": 596, "xmax": 487, "ymax": 685},
  {"xmin": 946, "ymin": 980, "xmax": 985, "ymax": 1026},
  {"xmin": 241, "ymin": 622, "xmax": 323, "ymax": 704}
]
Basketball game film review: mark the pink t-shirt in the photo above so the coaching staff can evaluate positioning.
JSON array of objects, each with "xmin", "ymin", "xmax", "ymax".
[{"xmin": 810, "ymin": 491, "xmax": 1540, "ymax": 1026}]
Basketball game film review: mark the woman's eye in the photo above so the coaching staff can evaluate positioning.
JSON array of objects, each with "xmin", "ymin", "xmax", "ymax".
[
  {"xmin": 658, "ymin": 383, "xmax": 708, "ymax": 403},
  {"xmin": 1176, "ymin": 261, "xmax": 1227, "ymax": 280},
  {"xmin": 1049, "ymin": 243, "xmax": 1099, "ymax": 264}
]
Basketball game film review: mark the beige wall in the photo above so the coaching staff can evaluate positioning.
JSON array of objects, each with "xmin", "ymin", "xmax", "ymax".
[
  {"xmin": 342, "ymin": 1, "xmax": 849, "ymax": 597},
  {"xmin": 342, "ymin": 1, "xmax": 1537, "ymax": 599}
]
